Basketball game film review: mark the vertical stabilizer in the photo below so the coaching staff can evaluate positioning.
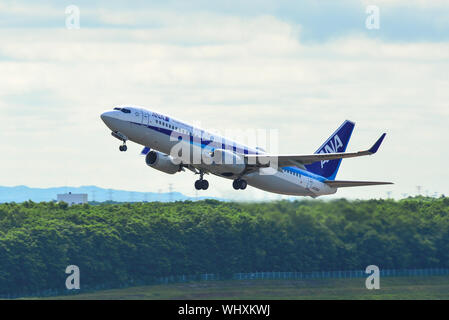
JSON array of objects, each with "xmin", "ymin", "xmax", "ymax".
[{"xmin": 304, "ymin": 120, "xmax": 355, "ymax": 180}]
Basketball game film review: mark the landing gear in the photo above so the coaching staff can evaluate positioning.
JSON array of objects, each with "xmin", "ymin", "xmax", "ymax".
[
  {"xmin": 233, "ymin": 179, "xmax": 247, "ymax": 190},
  {"xmin": 194, "ymin": 171, "xmax": 209, "ymax": 190},
  {"xmin": 195, "ymin": 179, "xmax": 209, "ymax": 190},
  {"xmin": 111, "ymin": 131, "xmax": 128, "ymax": 152}
]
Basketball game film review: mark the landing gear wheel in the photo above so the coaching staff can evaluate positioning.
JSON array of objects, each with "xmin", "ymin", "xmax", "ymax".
[
  {"xmin": 233, "ymin": 179, "xmax": 247, "ymax": 190},
  {"xmin": 194, "ymin": 170, "xmax": 209, "ymax": 190},
  {"xmin": 118, "ymin": 144, "xmax": 128, "ymax": 152},
  {"xmin": 195, "ymin": 179, "xmax": 209, "ymax": 190},
  {"xmin": 119, "ymin": 144, "xmax": 127, "ymax": 152}
]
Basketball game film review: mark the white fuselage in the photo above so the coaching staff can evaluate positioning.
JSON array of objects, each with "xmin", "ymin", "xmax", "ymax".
[{"xmin": 101, "ymin": 106, "xmax": 337, "ymax": 197}]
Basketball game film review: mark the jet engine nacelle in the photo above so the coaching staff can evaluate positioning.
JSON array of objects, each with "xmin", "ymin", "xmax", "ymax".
[
  {"xmin": 145, "ymin": 150, "xmax": 181, "ymax": 174},
  {"xmin": 209, "ymin": 149, "xmax": 246, "ymax": 176}
]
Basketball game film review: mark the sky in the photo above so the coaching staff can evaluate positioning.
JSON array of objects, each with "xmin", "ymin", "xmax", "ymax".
[{"xmin": 0, "ymin": 0, "xmax": 448, "ymax": 201}]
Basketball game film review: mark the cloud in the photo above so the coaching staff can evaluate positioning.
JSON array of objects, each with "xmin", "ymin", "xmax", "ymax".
[
  {"xmin": 1, "ymin": 1, "xmax": 449, "ymax": 42},
  {"xmin": 0, "ymin": 3, "xmax": 448, "ymax": 200}
]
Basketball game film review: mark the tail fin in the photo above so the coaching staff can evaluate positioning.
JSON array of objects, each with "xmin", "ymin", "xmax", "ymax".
[{"xmin": 305, "ymin": 120, "xmax": 355, "ymax": 180}]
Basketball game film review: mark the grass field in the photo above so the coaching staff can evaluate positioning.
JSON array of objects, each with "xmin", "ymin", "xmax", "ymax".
[{"xmin": 39, "ymin": 276, "xmax": 449, "ymax": 300}]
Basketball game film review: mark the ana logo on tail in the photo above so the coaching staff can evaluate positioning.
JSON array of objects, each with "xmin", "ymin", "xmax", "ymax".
[{"xmin": 320, "ymin": 135, "xmax": 343, "ymax": 168}]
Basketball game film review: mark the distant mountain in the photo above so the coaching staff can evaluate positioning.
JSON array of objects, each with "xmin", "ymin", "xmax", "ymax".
[{"xmin": 0, "ymin": 185, "xmax": 223, "ymax": 203}]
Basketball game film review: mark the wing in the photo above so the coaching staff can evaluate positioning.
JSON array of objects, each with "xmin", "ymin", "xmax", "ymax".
[
  {"xmin": 243, "ymin": 133, "xmax": 386, "ymax": 168},
  {"xmin": 324, "ymin": 180, "xmax": 393, "ymax": 188}
]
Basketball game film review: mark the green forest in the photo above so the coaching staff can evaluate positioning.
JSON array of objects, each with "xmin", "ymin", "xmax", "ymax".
[{"xmin": 0, "ymin": 197, "xmax": 448, "ymax": 295}]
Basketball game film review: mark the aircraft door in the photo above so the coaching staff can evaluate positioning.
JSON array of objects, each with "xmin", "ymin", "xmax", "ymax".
[
  {"xmin": 306, "ymin": 177, "xmax": 313, "ymax": 190},
  {"xmin": 143, "ymin": 112, "xmax": 149, "ymax": 126}
]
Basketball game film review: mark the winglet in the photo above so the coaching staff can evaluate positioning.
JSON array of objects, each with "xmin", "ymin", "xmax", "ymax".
[
  {"xmin": 140, "ymin": 147, "xmax": 151, "ymax": 155},
  {"xmin": 369, "ymin": 133, "xmax": 386, "ymax": 154}
]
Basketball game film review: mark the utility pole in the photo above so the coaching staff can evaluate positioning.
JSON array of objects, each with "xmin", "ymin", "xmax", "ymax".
[
  {"xmin": 168, "ymin": 183, "xmax": 173, "ymax": 202},
  {"xmin": 416, "ymin": 186, "xmax": 422, "ymax": 196}
]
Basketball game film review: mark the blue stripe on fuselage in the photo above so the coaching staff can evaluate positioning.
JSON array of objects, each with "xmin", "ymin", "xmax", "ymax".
[{"xmin": 282, "ymin": 166, "xmax": 326, "ymax": 182}]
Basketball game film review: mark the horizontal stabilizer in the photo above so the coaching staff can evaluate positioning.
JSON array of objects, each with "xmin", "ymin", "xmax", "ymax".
[{"xmin": 324, "ymin": 180, "xmax": 393, "ymax": 188}]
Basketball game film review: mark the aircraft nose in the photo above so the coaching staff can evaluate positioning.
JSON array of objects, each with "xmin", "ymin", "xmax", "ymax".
[{"xmin": 100, "ymin": 111, "xmax": 115, "ymax": 124}]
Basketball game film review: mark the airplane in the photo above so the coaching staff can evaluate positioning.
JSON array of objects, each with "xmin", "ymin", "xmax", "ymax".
[{"xmin": 101, "ymin": 105, "xmax": 392, "ymax": 197}]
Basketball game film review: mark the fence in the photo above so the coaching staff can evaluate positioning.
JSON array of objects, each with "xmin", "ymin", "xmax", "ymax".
[
  {"xmin": 233, "ymin": 268, "xmax": 449, "ymax": 280},
  {"xmin": 1, "ymin": 268, "xmax": 449, "ymax": 299}
]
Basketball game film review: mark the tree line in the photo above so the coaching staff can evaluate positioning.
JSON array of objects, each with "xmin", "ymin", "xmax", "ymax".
[{"xmin": 0, "ymin": 197, "xmax": 448, "ymax": 294}]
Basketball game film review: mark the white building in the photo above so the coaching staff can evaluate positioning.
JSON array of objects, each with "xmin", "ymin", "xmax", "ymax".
[{"xmin": 57, "ymin": 192, "xmax": 88, "ymax": 206}]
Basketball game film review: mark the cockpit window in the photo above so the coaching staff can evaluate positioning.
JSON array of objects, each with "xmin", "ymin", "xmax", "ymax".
[{"xmin": 113, "ymin": 107, "xmax": 131, "ymax": 113}]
